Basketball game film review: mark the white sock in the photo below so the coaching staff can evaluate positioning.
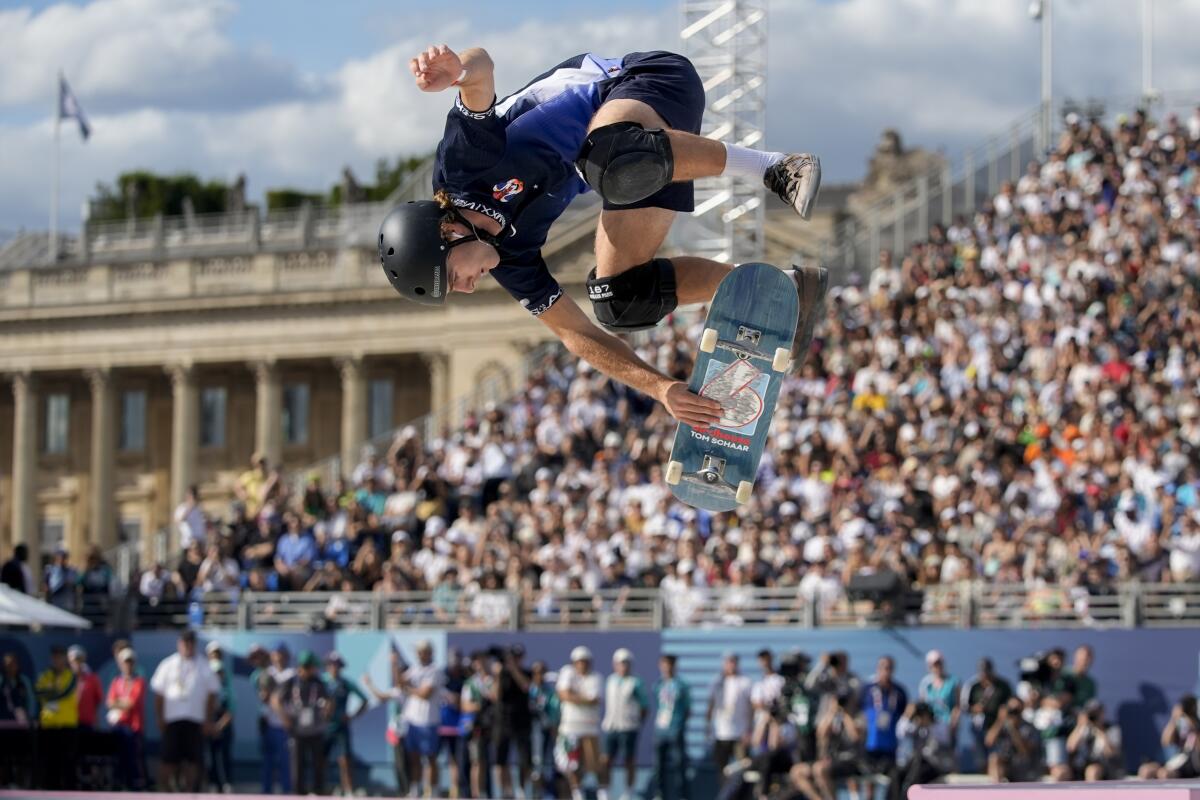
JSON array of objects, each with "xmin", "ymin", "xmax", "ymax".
[
  {"xmin": 598, "ymin": 788, "xmax": 610, "ymax": 800},
  {"xmin": 572, "ymin": 789, "xmax": 585, "ymax": 800},
  {"xmin": 722, "ymin": 143, "xmax": 784, "ymax": 179}
]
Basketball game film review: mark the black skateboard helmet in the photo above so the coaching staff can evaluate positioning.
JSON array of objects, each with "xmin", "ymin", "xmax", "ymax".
[{"xmin": 379, "ymin": 201, "xmax": 449, "ymax": 305}]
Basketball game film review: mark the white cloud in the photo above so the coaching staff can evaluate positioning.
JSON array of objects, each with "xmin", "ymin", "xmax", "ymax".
[
  {"xmin": 0, "ymin": 0, "xmax": 319, "ymax": 112},
  {"xmin": 1, "ymin": 0, "xmax": 1198, "ymax": 232}
]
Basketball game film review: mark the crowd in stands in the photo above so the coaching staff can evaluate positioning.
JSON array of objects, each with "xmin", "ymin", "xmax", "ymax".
[
  {"xmin": 5, "ymin": 636, "xmax": 1200, "ymax": 796},
  {"xmin": 4, "ymin": 104, "xmax": 1198, "ymax": 630}
]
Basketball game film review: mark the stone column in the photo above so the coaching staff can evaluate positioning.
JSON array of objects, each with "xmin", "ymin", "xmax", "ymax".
[
  {"xmin": 252, "ymin": 360, "xmax": 282, "ymax": 466},
  {"xmin": 166, "ymin": 363, "xmax": 198, "ymax": 550},
  {"xmin": 87, "ymin": 368, "xmax": 116, "ymax": 551},
  {"xmin": 421, "ymin": 351, "xmax": 451, "ymax": 418},
  {"xmin": 10, "ymin": 372, "xmax": 37, "ymax": 567},
  {"xmin": 337, "ymin": 356, "xmax": 366, "ymax": 478}
]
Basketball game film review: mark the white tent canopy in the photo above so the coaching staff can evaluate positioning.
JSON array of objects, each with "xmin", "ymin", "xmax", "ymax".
[{"xmin": 0, "ymin": 584, "xmax": 92, "ymax": 628}]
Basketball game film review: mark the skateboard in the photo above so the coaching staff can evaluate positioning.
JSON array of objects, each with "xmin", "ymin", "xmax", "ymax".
[{"xmin": 666, "ymin": 262, "xmax": 799, "ymax": 512}]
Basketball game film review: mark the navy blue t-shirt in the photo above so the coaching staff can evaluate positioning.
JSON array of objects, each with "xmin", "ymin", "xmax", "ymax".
[{"xmin": 433, "ymin": 52, "xmax": 626, "ymax": 316}]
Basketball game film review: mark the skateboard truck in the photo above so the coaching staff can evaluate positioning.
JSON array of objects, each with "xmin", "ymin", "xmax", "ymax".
[
  {"xmin": 698, "ymin": 455, "xmax": 726, "ymax": 483},
  {"xmin": 736, "ymin": 326, "xmax": 762, "ymax": 346}
]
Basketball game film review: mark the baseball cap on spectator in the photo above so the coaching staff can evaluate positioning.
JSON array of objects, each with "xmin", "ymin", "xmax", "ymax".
[
  {"xmin": 677, "ymin": 559, "xmax": 695, "ymax": 574},
  {"xmin": 67, "ymin": 645, "xmax": 85, "ymax": 660},
  {"xmin": 118, "ymin": 648, "xmax": 136, "ymax": 663},
  {"xmin": 570, "ymin": 646, "xmax": 593, "ymax": 663},
  {"xmin": 925, "ymin": 650, "xmax": 944, "ymax": 667},
  {"xmin": 613, "ymin": 648, "xmax": 633, "ymax": 664},
  {"xmin": 273, "ymin": 642, "xmax": 289, "ymax": 655},
  {"xmin": 392, "ymin": 530, "xmax": 410, "ymax": 544},
  {"xmin": 780, "ymin": 501, "xmax": 799, "ymax": 517},
  {"xmin": 248, "ymin": 644, "xmax": 267, "ymax": 658},
  {"xmin": 535, "ymin": 467, "xmax": 553, "ymax": 483},
  {"xmin": 425, "ymin": 517, "xmax": 447, "ymax": 536},
  {"xmin": 604, "ymin": 431, "xmax": 622, "ymax": 448},
  {"xmin": 205, "ymin": 641, "xmax": 223, "ymax": 656},
  {"xmin": 298, "ymin": 650, "xmax": 319, "ymax": 668},
  {"xmin": 325, "ymin": 651, "xmax": 345, "ymax": 666},
  {"xmin": 415, "ymin": 638, "xmax": 433, "ymax": 653}
]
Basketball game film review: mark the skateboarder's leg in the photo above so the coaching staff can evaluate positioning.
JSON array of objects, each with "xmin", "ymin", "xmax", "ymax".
[
  {"xmin": 581, "ymin": 99, "xmax": 821, "ymax": 217},
  {"xmin": 594, "ymin": 208, "xmax": 730, "ymax": 304}
]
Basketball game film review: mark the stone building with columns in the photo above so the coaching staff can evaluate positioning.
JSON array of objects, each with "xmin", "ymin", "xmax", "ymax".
[{"xmin": 0, "ymin": 184, "xmax": 840, "ymax": 571}]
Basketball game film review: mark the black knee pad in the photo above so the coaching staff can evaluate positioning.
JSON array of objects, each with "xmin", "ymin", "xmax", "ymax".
[
  {"xmin": 576, "ymin": 122, "xmax": 674, "ymax": 206},
  {"xmin": 586, "ymin": 258, "xmax": 677, "ymax": 333}
]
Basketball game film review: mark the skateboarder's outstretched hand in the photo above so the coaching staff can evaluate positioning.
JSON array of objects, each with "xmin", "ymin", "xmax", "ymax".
[{"xmin": 663, "ymin": 382, "xmax": 722, "ymax": 428}]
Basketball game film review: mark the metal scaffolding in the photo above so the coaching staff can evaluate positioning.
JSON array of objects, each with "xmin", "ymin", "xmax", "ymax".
[{"xmin": 680, "ymin": 0, "xmax": 768, "ymax": 264}]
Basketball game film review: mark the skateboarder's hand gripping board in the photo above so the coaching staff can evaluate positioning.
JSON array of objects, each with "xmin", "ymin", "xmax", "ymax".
[{"xmin": 666, "ymin": 263, "xmax": 800, "ymax": 512}]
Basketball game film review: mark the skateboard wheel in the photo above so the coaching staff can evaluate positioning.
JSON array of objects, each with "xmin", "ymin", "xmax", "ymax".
[
  {"xmin": 700, "ymin": 327, "xmax": 718, "ymax": 353},
  {"xmin": 665, "ymin": 460, "xmax": 683, "ymax": 486},
  {"xmin": 772, "ymin": 347, "xmax": 791, "ymax": 373},
  {"xmin": 735, "ymin": 480, "xmax": 753, "ymax": 504}
]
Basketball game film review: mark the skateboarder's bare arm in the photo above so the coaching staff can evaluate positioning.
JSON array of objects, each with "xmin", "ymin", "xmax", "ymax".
[
  {"xmin": 540, "ymin": 295, "xmax": 721, "ymax": 428},
  {"xmin": 410, "ymin": 45, "xmax": 495, "ymax": 112}
]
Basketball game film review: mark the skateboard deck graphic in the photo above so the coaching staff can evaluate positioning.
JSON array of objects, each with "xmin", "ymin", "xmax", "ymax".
[{"xmin": 666, "ymin": 262, "xmax": 799, "ymax": 512}]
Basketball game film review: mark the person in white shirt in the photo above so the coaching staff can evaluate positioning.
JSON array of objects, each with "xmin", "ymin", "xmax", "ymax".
[
  {"xmin": 602, "ymin": 649, "xmax": 649, "ymax": 800},
  {"xmin": 173, "ymin": 486, "xmax": 206, "ymax": 551},
  {"xmin": 557, "ymin": 646, "xmax": 606, "ymax": 800},
  {"xmin": 707, "ymin": 652, "xmax": 753, "ymax": 785},
  {"xmin": 750, "ymin": 649, "xmax": 785, "ymax": 754},
  {"xmin": 399, "ymin": 639, "xmax": 443, "ymax": 798},
  {"xmin": 149, "ymin": 630, "xmax": 219, "ymax": 792}
]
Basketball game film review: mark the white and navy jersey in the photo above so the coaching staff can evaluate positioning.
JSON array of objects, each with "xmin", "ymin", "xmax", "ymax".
[{"xmin": 433, "ymin": 51, "xmax": 704, "ymax": 316}]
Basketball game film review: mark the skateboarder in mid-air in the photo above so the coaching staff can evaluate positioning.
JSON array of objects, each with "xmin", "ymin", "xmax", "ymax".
[{"xmin": 380, "ymin": 45, "xmax": 828, "ymax": 428}]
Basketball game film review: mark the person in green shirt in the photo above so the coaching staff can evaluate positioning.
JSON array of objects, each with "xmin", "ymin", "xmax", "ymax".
[
  {"xmin": 648, "ymin": 654, "xmax": 690, "ymax": 800},
  {"xmin": 324, "ymin": 652, "xmax": 368, "ymax": 797},
  {"xmin": 1066, "ymin": 645, "xmax": 1097, "ymax": 710},
  {"xmin": 530, "ymin": 660, "xmax": 562, "ymax": 799}
]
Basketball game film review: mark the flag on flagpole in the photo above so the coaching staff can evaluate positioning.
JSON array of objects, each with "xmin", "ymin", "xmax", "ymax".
[{"xmin": 58, "ymin": 74, "xmax": 91, "ymax": 141}]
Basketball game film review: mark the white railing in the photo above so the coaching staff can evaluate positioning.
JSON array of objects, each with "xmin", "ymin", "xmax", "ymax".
[{"xmin": 125, "ymin": 582, "xmax": 1200, "ymax": 631}]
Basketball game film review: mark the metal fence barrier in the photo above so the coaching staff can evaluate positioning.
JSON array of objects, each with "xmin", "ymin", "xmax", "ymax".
[{"xmin": 115, "ymin": 582, "xmax": 1200, "ymax": 631}]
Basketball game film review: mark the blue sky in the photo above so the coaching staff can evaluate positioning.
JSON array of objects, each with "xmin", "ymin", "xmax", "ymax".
[{"xmin": 1, "ymin": 0, "xmax": 1198, "ymax": 232}]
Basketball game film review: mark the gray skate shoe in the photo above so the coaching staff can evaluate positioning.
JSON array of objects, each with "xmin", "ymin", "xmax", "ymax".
[
  {"xmin": 765, "ymin": 153, "xmax": 822, "ymax": 219},
  {"xmin": 787, "ymin": 263, "xmax": 828, "ymax": 370}
]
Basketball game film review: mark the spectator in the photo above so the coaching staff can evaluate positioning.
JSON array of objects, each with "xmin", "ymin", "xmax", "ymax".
[
  {"xmin": 806, "ymin": 651, "xmax": 860, "ymax": 716},
  {"xmin": 205, "ymin": 642, "xmax": 235, "ymax": 793},
  {"xmin": 273, "ymin": 650, "xmax": 331, "ymax": 796},
  {"xmin": 362, "ymin": 647, "xmax": 410, "ymax": 796},
  {"xmin": 174, "ymin": 486, "xmax": 207, "ymax": 550},
  {"xmin": 889, "ymin": 702, "xmax": 955, "ymax": 800},
  {"xmin": 68, "ymin": 645, "xmax": 102, "ymax": 730},
  {"xmin": 1140, "ymin": 694, "xmax": 1200, "ymax": 779},
  {"xmin": 437, "ymin": 648, "xmax": 468, "ymax": 799},
  {"xmin": 259, "ymin": 643, "xmax": 294, "ymax": 794},
  {"xmin": 324, "ymin": 651, "xmax": 368, "ymax": 797},
  {"xmin": 916, "ymin": 650, "xmax": 961, "ymax": 746},
  {"xmin": 861, "ymin": 656, "xmax": 908, "ymax": 779},
  {"xmin": 1066, "ymin": 645, "xmax": 1097, "ymax": 708},
  {"xmin": 197, "ymin": 541, "xmax": 241, "ymax": 596},
  {"xmin": 174, "ymin": 541, "xmax": 205, "ymax": 597},
  {"xmin": 1065, "ymin": 699, "xmax": 1122, "ymax": 781},
  {"xmin": 35, "ymin": 644, "xmax": 78, "ymax": 789},
  {"xmin": 813, "ymin": 690, "xmax": 863, "ymax": 800},
  {"xmin": 77, "ymin": 548, "xmax": 113, "ymax": 618},
  {"xmin": 963, "ymin": 658, "xmax": 1013, "ymax": 770},
  {"xmin": 461, "ymin": 650, "xmax": 493, "ymax": 799},
  {"xmin": 149, "ymin": 630, "xmax": 219, "ymax": 792},
  {"xmin": 751, "ymin": 649, "xmax": 785, "ymax": 753},
  {"xmin": 42, "ymin": 547, "xmax": 78, "ymax": 611},
  {"xmin": 530, "ymin": 660, "xmax": 562, "ymax": 799},
  {"xmin": 106, "ymin": 647, "xmax": 146, "ymax": 791},
  {"xmin": 138, "ymin": 562, "xmax": 172, "ymax": 605},
  {"xmin": 557, "ymin": 646, "xmax": 605, "ymax": 800},
  {"xmin": 235, "ymin": 453, "xmax": 273, "ymax": 518},
  {"xmin": 984, "ymin": 698, "xmax": 1040, "ymax": 783},
  {"xmin": 1, "ymin": 651, "xmax": 35, "ymax": 726},
  {"xmin": 400, "ymin": 639, "xmax": 444, "ymax": 798},
  {"xmin": 0, "ymin": 544, "xmax": 32, "ymax": 594},
  {"xmin": 493, "ymin": 644, "xmax": 534, "ymax": 799},
  {"xmin": 602, "ymin": 648, "xmax": 648, "ymax": 800},
  {"xmin": 707, "ymin": 652, "xmax": 753, "ymax": 783},
  {"xmin": 649, "ymin": 653, "xmax": 690, "ymax": 800},
  {"xmin": 274, "ymin": 512, "xmax": 316, "ymax": 591}
]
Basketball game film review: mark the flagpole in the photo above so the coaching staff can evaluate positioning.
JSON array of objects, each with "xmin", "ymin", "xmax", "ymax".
[{"xmin": 50, "ymin": 71, "xmax": 61, "ymax": 262}]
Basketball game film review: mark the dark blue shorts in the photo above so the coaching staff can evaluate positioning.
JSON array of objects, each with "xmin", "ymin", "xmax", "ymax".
[
  {"xmin": 326, "ymin": 727, "xmax": 352, "ymax": 760},
  {"xmin": 604, "ymin": 729, "xmax": 640, "ymax": 761},
  {"xmin": 600, "ymin": 51, "xmax": 705, "ymax": 213},
  {"xmin": 405, "ymin": 724, "xmax": 439, "ymax": 757}
]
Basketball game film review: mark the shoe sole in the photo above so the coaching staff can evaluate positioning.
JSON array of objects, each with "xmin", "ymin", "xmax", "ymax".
[
  {"xmin": 797, "ymin": 156, "xmax": 822, "ymax": 220},
  {"xmin": 791, "ymin": 264, "xmax": 829, "ymax": 370}
]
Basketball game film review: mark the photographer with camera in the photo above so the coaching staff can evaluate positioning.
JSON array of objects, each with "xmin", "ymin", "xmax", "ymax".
[
  {"xmin": 490, "ymin": 644, "xmax": 533, "ymax": 799},
  {"xmin": 462, "ymin": 651, "xmax": 495, "ymax": 799},
  {"xmin": 888, "ymin": 703, "xmax": 955, "ymax": 800},
  {"xmin": 1064, "ymin": 699, "xmax": 1122, "ymax": 781},
  {"xmin": 1140, "ymin": 694, "xmax": 1200, "ymax": 779},
  {"xmin": 984, "ymin": 697, "xmax": 1040, "ymax": 783},
  {"xmin": 805, "ymin": 651, "xmax": 860, "ymax": 717}
]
